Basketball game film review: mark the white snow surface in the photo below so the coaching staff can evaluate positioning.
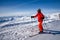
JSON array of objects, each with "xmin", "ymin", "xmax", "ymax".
[{"xmin": 0, "ymin": 15, "xmax": 60, "ymax": 40}]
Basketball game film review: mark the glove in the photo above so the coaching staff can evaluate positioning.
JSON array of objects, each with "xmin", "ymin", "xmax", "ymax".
[{"xmin": 31, "ymin": 16, "xmax": 34, "ymax": 18}]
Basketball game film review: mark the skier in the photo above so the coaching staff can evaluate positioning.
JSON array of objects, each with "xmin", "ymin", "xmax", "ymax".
[{"xmin": 31, "ymin": 9, "xmax": 45, "ymax": 33}]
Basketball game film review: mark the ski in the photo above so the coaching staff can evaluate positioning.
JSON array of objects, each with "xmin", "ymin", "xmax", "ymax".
[
  {"xmin": 29, "ymin": 31, "xmax": 56, "ymax": 37},
  {"xmin": 29, "ymin": 32, "xmax": 50, "ymax": 37}
]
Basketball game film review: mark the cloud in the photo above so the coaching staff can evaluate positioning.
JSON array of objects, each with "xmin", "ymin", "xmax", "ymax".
[{"xmin": 0, "ymin": 10, "xmax": 36, "ymax": 16}]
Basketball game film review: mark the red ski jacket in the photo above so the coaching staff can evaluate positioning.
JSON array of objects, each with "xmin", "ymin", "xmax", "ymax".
[{"xmin": 34, "ymin": 12, "xmax": 45, "ymax": 22}]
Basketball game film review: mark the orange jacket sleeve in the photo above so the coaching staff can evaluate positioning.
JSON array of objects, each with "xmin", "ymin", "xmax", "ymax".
[{"xmin": 34, "ymin": 13, "xmax": 38, "ymax": 18}]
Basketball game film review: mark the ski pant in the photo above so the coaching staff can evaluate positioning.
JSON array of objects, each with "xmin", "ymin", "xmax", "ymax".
[{"xmin": 38, "ymin": 21, "xmax": 43, "ymax": 32}]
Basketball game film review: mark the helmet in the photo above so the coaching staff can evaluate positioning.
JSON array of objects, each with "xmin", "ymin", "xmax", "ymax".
[{"xmin": 37, "ymin": 9, "xmax": 41, "ymax": 13}]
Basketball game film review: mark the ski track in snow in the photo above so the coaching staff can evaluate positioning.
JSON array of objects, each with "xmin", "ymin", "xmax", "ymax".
[{"xmin": 0, "ymin": 16, "xmax": 60, "ymax": 40}]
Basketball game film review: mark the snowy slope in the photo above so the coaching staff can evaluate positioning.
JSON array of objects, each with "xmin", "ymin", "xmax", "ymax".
[
  {"xmin": 26, "ymin": 20, "xmax": 60, "ymax": 40},
  {"xmin": 0, "ymin": 14, "xmax": 60, "ymax": 40}
]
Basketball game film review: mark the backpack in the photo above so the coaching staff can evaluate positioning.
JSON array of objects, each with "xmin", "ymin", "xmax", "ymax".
[{"xmin": 41, "ymin": 14, "xmax": 45, "ymax": 19}]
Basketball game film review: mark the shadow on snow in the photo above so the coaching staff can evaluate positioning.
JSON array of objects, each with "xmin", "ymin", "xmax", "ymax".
[{"xmin": 43, "ymin": 29, "xmax": 60, "ymax": 35}]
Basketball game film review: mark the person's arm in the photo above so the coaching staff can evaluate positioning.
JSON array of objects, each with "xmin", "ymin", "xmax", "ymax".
[
  {"xmin": 34, "ymin": 13, "xmax": 38, "ymax": 18},
  {"xmin": 31, "ymin": 13, "xmax": 38, "ymax": 18}
]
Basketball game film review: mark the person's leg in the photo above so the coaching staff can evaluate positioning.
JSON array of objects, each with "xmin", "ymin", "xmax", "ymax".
[{"xmin": 38, "ymin": 21, "xmax": 43, "ymax": 32}]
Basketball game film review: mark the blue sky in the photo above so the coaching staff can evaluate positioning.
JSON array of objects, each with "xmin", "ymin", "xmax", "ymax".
[{"xmin": 0, "ymin": 0, "xmax": 60, "ymax": 16}]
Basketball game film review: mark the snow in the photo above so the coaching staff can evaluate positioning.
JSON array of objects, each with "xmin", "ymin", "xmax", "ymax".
[
  {"xmin": 26, "ymin": 20, "xmax": 60, "ymax": 40},
  {"xmin": 0, "ymin": 13, "xmax": 60, "ymax": 40}
]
